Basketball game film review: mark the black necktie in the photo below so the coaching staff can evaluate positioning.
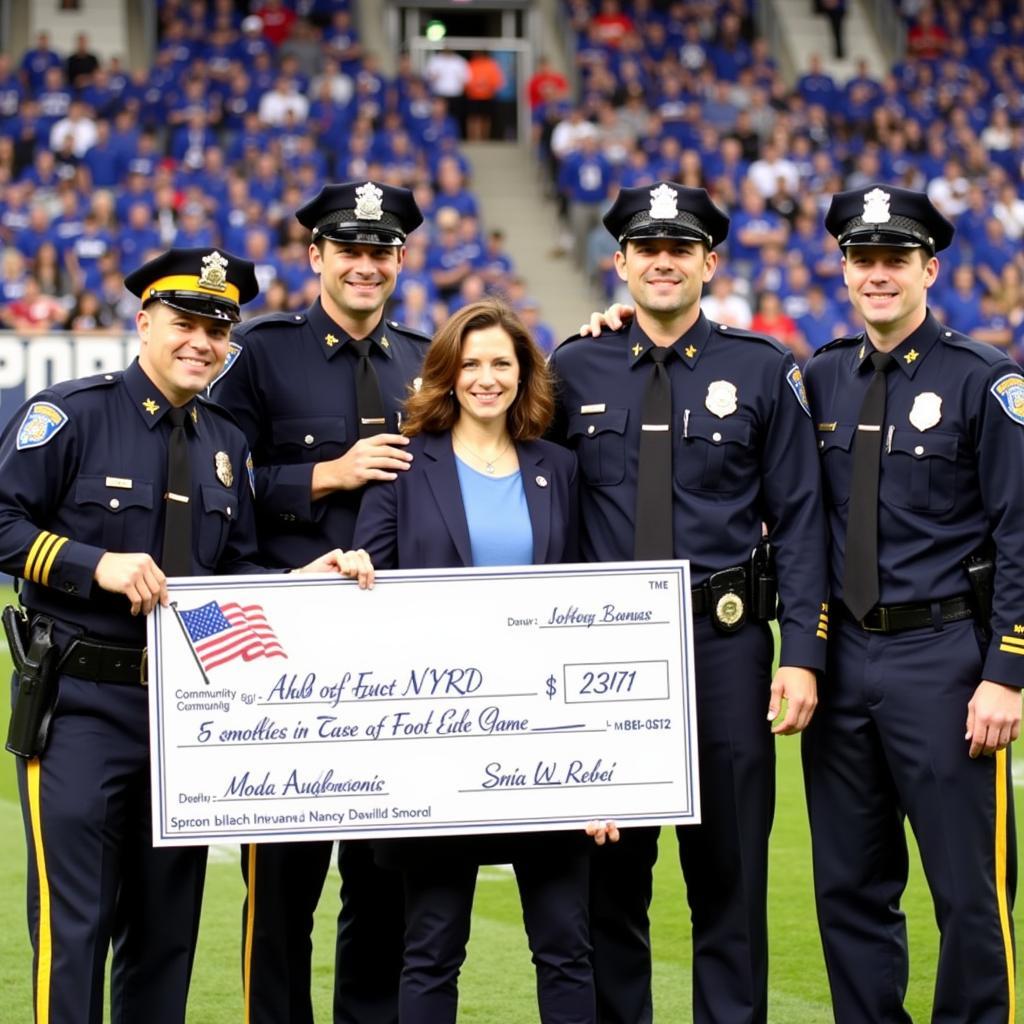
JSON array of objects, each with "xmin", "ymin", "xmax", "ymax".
[
  {"xmin": 351, "ymin": 338, "xmax": 388, "ymax": 438},
  {"xmin": 843, "ymin": 350, "xmax": 895, "ymax": 619},
  {"xmin": 162, "ymin": 406, "xmax": 192, "ymax": 576},
  {"xmin": 634, "ymin": 346, "xmax": 674, "ymax": 560}
]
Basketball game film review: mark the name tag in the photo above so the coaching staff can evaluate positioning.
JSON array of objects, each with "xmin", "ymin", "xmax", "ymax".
[
  {"xmin": 106, "ymin": 476, "xmax": 133, "ymax": 489},
  {"xmin": 580, "ymin": 404, "xmax": 606, "ymax": 414}
]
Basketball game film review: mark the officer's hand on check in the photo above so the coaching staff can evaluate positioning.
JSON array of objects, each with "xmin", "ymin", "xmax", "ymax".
[
  {"xmin": 579, "ymin": 303, "xmax": 636, "ymax": 337},
  {"xmin": 586, "ymin": 820, "xmax": 621, "ymax": 845},
  {"xmin": 965, "ymin": 680, "xmax": 1023, "ymax": 758},
  {"xmin": 767, "ymin": 666, "xmax": 818, "ymax": 735},
  {"xmin": 296, "ymin": 548, "xmax": 375, "ymax": 590},
  {"xmin": 94, "ymin": 551, "xmax": 169, "ymax": 616},
  {"xmin": 311, "ymin": 433, "xmax": 412, "ymax": 498}
]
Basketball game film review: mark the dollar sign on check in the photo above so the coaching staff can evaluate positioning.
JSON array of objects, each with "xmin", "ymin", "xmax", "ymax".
[{"xmin": 546, "ymin": 675, "xmax": 557, "ymax": 699}]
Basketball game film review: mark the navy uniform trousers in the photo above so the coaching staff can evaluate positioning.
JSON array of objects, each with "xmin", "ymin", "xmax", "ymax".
[
  {"xmin": 803, "ymin": 616, "xmax": 1017, "ymax": 1024},
  {"xmin": 399, "ymin": 846, "xmax": 592, "ymax": 1024},
  {"xmin": 241, "ymin": 840, "xmax": 403, "ymax": 1023},
  {"xmin": 17, "ymin": 674, "xmax": 206, "ymax": 1024},
  {"xmin": 590, "ymin": 616, "xmax": 775, "ymax": 1024}
]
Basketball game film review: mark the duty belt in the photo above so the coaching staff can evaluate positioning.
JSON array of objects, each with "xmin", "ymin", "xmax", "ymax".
[
  {"xmin": 62, "ymin": 636, "xmax": 148, "ymax": 685},
  {"xmin": 839, "ymin": 595, "xmax": 974, "ymax": 634}
]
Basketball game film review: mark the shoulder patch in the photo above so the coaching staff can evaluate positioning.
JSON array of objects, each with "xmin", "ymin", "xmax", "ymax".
[
  {"xmin": 16, "ymin": 401, "xmax": 68, "ymax": 450},
  {"xmin": 786, "ymin": 364, "xmax": 811, "ymax": 416},
  {"xmin": 209, "ymin": 340, "xmax": 242, "ymax": 389},
  {"xmin": 245, "ymin": 452, "xmax": 255, "ymax": 496},
  {"xmin": 990, "ymin": 373, "xmax": 1024, "ymax": 426}
]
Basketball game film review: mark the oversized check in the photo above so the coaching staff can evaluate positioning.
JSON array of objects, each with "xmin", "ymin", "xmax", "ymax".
[{"xmin": 147, "ymin": 562, "xmax": 699, "ymax": 846}]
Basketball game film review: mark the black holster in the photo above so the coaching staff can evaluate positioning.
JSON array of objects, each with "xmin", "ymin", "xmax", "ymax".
[
  {"xmin": 750, "ymin": 539, "xmax": 779, "ymax": 622},
  {"xmin": 962, "ymin": 546, "xmax": 995, "ymax": 638},
  {"xmin": 5, "ymin": 608, "xmax": 61, "ymax": 759}
]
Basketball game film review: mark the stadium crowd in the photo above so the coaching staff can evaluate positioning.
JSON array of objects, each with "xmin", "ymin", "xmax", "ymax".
[
  {"xmin": 539, "ymin": 0, "xmax": 1024, "ymax": 363},
  {"xmin": 0, "ymin": 2, "xmax": 558, "ymax": 349},
  {"xmin": 2, "ymin": 0, "xmax": 1024, "ymax": 362}
]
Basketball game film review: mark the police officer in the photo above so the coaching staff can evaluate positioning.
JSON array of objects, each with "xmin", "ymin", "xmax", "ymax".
[
  {"xmin": 802, "ymin": 184, "xmax": 1021, "ymax": 1023},
  {"xmin": 548, "ymin": 183, "xmax": 829, "ymax": 1024},
  {"xmin": 212, "ymin": 181, "xmax": 428, "ymax": 1024}
]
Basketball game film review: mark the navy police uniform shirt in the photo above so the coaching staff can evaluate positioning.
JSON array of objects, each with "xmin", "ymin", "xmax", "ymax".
[
  {"xmin": 212, "ymin": 299, "xmax": 430, "ymax": 566},
  {"xmin": 0, "ymin": 359, "xmax": 262, "ymax": 645},
  {"xmin": 549, "ymin": 313, "xmax": 829, "ymax": 671},
  {"xmin": 804, "ymin": 310, "xmax": 1024, "ymax": 687}
]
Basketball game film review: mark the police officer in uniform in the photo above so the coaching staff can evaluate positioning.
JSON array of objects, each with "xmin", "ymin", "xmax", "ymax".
[
  {"xmin": 0, "ymin": 246, "xmax": 361, "ymax": 1024},
  {"xmin": 548, "ymin": 183, "xmax": 829, "ymax": 1024},
  {"xmin": 212, "ymin": 181, "xmax": 428, "ymax": 1024},
  {"xmin": 802, "ymin": 184, "xmax": 1021, "ymax": 1023}
]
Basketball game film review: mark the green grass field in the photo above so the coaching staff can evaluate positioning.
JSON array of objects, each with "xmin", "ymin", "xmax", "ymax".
[{"xmin": 1, "ymin": 601, "xmax": 1022, "ymax": 1022}]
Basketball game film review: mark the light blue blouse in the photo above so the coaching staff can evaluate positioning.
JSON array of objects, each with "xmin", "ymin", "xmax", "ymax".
[{"xmin": 454, "ymin": 456, "xmax": 533, "ymax": 567}]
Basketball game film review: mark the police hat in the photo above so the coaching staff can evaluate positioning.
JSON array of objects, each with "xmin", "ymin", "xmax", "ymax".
[
  {"xmin": 124, "ymin": 247, "xmax": 259, "ymax": 323},
  {"xmin": 825, "ymin": 184, "xmax": 954, "ymax": 254},
  {"xmin": 296, "ymin": 181, "xmax": 424, "ymax": 246},
  {"xmin": 603, "ymin": 182, "xmax": 730, "ymax": 249}
]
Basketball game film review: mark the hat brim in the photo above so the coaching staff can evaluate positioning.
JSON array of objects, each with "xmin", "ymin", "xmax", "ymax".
[
  {"xmin": 620, "ymin": 221, "xmax": 713, "ymax": 246},
  {"xmin": 839, "ymin": 228, "xmax": 934, "ymax": 252},
  {"xmin": 148, "ymin": 293, "xmax": 242, "ymax": 322},
  {"xmin": 316, "ymin": 225, "xmax": 406, "ymax": 246}
]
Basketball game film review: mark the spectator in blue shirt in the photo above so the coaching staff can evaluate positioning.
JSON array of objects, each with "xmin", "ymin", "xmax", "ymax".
[
  {"xmin": 20, "ymin": 30, "xmax": 62, "ymax": 95},
  {"xmin": 118, "ymin": 201, "xmax": 162, "ymax": 266}
]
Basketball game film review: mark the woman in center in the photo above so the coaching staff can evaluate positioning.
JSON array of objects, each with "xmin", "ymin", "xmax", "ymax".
[{"xmin": 354, "ymin": 299, "xmax": 612, "ymax": 1024}]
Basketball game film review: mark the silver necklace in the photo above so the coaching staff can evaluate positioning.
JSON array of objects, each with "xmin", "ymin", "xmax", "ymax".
[{"xmin": 453, "ymin": 430, "xmax": 512, "ymax": 474}]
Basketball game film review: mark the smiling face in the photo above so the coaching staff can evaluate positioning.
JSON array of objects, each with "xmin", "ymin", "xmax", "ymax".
[
  {"xmin": 310, "ymin": 238, "xmax": 404, "ymax": 331},
  {"xmin": 842, "ymin": 244, "xmax": 937, "ymax": 346},
  {"xmin": 454, "ymin": 325, "xmax": 520, "ymax": 430},
  {"xmin": 614, "ymin": 237, "xmax": 717, "ymax": 323},
  {"xmin": 136, "ymin": 301, "xmax": 231, "ymax": 405}
]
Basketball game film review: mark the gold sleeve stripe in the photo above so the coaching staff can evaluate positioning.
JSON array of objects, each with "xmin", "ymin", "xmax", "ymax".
[
  {"xmin": 25, "ymin": 532, "xmax": 67, "ymax": 584},
  {"xmin": 39, "ymin": 536, "xmax": 68, "ymax": 587},
  {"xmin": 994, "ymin": 749, "xmax": 1016, "ymax": 1021},
  {"xmin": 27, "ymin": 759, "xmax": 53, "ymax": 1023},
  {"xmin": 998, "ymin": 636, "xmax": 1024, "ymax": 655},
  {"xmin": 816, "ymin": 630, "xmax": 828, "ymax": 640},
  {"xmin": 243, "ymin": 845, "xmax": 257, "ymax": 1023},
  {"xmin": 999, "ymin": 635, "xmax": 1024, "ymax": 649},
  {"xmin": 24, "ymin": 531, "xmax": 53, "ymax": 581}
]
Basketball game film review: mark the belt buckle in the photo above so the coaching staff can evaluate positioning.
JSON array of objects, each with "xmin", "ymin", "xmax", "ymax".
[
  {"xmin": 140, "ymin": 648, "xmax": 148, "ymax": 687},
  {"xmin": 860, "ymin": 606, "xmax": 890, "ymax": 633}
]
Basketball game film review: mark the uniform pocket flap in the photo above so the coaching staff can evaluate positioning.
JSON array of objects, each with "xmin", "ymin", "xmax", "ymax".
[
  {"xmin": 202, "ymin": 484, "xmax": 237, "ymax": 519},
  {"xmin": 685, "ymin": 414, "xmax": 751, "ymax": 446},
  {"xmin": 74, "ymin": 476, "xmax": 154, "ymax": 512},
  {"xmin": 567, "ymin": 408, "xmax": 629, "ymax": 439},
  {"xmin": 888, "ymin": 429, "xmax": 958, "ymax": 461},
  {"xmin": 271, "ymin": 416, "xmax": 348, "ymax": 448},
  {"xmin": 817, "ymin": 423, "xmax": 856, "ymax": 452}
]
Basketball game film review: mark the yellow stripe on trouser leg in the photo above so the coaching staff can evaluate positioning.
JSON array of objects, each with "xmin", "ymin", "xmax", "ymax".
[
  {"xmin": 244, "ymin": 846, "xmax": 257, "ymax": 1023},
  {"xmin": 27, "ymin": 758, "xmax": 52, "ymax": 1023},
  {"xmin": 994, "ymin": 748, "xmax": 1015, "ymax": 1023}
]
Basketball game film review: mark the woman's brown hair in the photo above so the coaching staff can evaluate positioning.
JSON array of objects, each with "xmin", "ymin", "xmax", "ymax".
[{"xmin": 402, "ymin": 299, "xmax": 554, "ymax": 440}]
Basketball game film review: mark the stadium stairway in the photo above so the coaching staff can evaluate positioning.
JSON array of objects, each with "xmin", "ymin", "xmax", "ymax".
[
  {"xmin": 769, "ymin": 0, "xmax": 889, "ymax": 82},
  {"xmin": 462, "ymin": 140, "xmax": 603, "ymax": 341}
]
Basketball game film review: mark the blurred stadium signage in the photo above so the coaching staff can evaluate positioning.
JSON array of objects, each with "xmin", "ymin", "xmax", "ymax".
[{"xmin": 0, "ymin": 332, "xmax": 135, "ymax": 432}]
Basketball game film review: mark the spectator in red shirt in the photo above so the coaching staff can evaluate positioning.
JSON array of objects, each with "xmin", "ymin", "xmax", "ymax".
[
  {"xmin": 253, "ymin": 0, "xmax": 296, "ymax": 48},
  {"xmin": 750, "ymin": 290, "xmax": 810, "ymax": 363},
  {"xmin": 907, "ymin": 6, "xmax": 950, "ymax": 61},
  {"xmin": 527, "ymin": 56, "xmax": 568, "ymax": 110},
  {"xmin": 592, "ymin": 0, "xmax": 635, "ymax": 48}
]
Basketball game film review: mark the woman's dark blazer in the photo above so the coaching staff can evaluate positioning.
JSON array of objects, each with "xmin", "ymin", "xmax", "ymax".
[
  {"xmin": 353, "ymin": 430, "xmax": 579, "ymax": 570},
  {"xmin": 351, "ymin": 429, "xmax": 581, "ymax": 867}
]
